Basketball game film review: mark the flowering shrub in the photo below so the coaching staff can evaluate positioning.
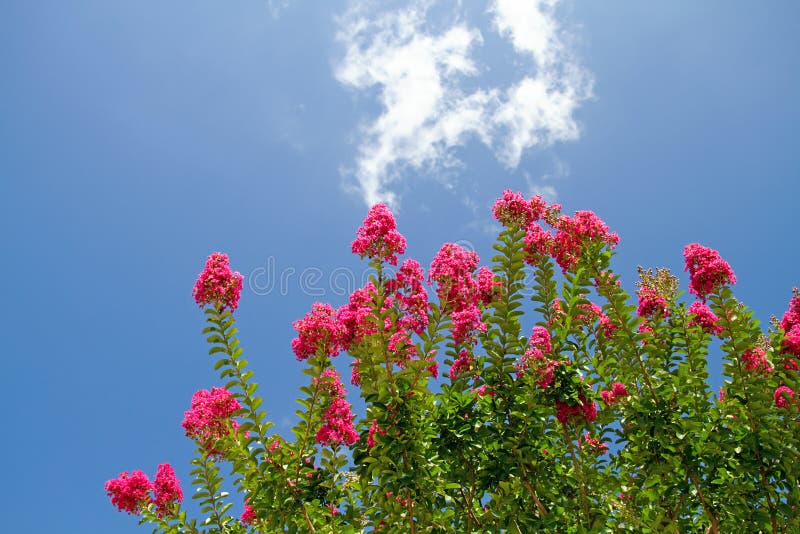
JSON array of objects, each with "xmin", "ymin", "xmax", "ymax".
[{"xmin": 107, "ymin": 190, "xmax": 800, "ymax": 532}]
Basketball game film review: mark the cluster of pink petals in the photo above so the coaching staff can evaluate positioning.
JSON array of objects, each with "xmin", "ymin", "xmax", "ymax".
[
  {"xmin": 292, "ymin": 302, "xmax": 347, "ymax": 360},
  {"xmin": 522, "ymin": 223, "xmax": 554, "ymax": 265},
  {"xmin": 106, "ymin": 470, "xmax": 153, "ymax": 515},
  {"xmin": 192, "ymin": 252, "xmax": 244, "ymax": 312},
  {"xmin": 338, "ymin": 282, "xmax": 380, "ymax": 349},
  {"xmin": 774, "ymin": 385, "xmax": 795, "ymax": 408},
  {"xmin": 741, "ymin": 347, "xmax": 773, "ymax": 375},
  {"xmin": 551, "ymin": 211, "xmax": 619, "ymax": 272},
  {"xmin": 581, "ymin": 433, "xmax": 608, "ymax": 455},
  {"xmin": 241, "ymin": 502, "xmax": 257, "ymax": 525},
  {"xmin": 601, "ymin": 382, "xmax": 629, "ymax": 405},
  {"xmin": 351, "ymin": 203, "xmax": 407, "ymax": 266},
  {"xmin": 597, "ymin": 314, "xmax": 618, "ymax": 339},
  {"xmin": 388, "ymin": 259, "xmax": 430, "ymax": 333},
  {"xmin": 556, "ymin": 396, "xmax": 597, "ymax": 425},
  {"xmin": 682, "ymin": 243, "xmax": 737, "ymax": 300},
  {"xmin": 386, "ymin": 331, "xmax": 419, "ymax": 368},
  {"xmin": 783, "ymin": 326, "xmax": 800, "ymax": 358},
  {"xmin": 430, "ymin": 243, "xmax": 488, "ymax": 346},
  {"xmin": 574, "ymin": 301, "xmax": 603, "ymax": 325},
  {"xmin": 637, "ymin": 287, "xmax": 668, "ymax": 318},
  {"xmin": 152, "ymin": 463, "xmax": 183, "ymax": 518},
  {"xmin": 315, "ymin": 370, "xmax": 358, "ymax": 446},
  {"xmin": 182, "ymin": 387, "xmax": 242, "ymax": 449},
  {"xmin": 517, "ymin": 327, "xmax": 558, "ymax": 387},
  {"xmin": 106, "ymin": 464, "xmax": 183, "ymax": 517},
  {"xmin": 449, "ymin": 350, "xmax": 475, "ymax": 380},
  {"xmin": 780, "ymin": 291, "xmax": 800, "ymax": 332},
  {"xmin": 367, "ymin": 419, "xmax": 387, "ymax": 448},
  {"xmin": 687, "ymin": 301, "xmax": 723, "ymax": 335},
  {"xmin": 492, "ymin": 190, "xmax": 547, "ymax": 228},
  {"xmin": 476, "ymin": 267, "xmax": 502, "ymax": 305}
]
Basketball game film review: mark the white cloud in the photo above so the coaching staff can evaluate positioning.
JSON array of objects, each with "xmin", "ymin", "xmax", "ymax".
[{"xmin": 335, "ymin": 0, "xmax": 592, "ymax": 207}]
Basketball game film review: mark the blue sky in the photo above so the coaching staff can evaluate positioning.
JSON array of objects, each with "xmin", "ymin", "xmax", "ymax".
[{"xmin": 2, "ymin": 1, "xmax": 798, "ymax": 532}]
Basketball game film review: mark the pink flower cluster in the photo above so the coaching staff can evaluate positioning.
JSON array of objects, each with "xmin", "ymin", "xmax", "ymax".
[
  {"xmin": 429, "ymin": 243, "xmax": 488, "ymax": 345},
  {"xmin": 152, "ymin": 464, "xmax": 183, "ymax": 517},
  {"xmin": 517, "ymin": 327, "xmax": 558, "ymax": 387},
  {"xmin": 741, "ymin": 347, "xmax": 773, "ymax": 375},
  {"xmin": 449, "ymin": 350, "xmax": 475, "ymax": 380},
  {"xmin": 637, "ymin": 287, "xmax": 668, "ymax": 318},
  {"xmin": 386, "ymin": 259, "xmax": 430, "ymax": 335},
  {"xmin": 351, "ymin": 203, "xmax": 407, "ymax": 266},
  {"xmin": 600, "ymin": 382, "xmax": 629, "ymax": 405},
  {"xmin": 367, "ymin": 419, "xmax": 387, "ymax": 448},
  {"xmin": 106, "ymin": 463, "xmax": 183, "ymax": 517},
  {"xmin": 315, "ymin": 370, "xmax": 358, "ymax": 446},
  {"xmin": 556, "ymin": 396, "xmax": 597, "ymax": 425},
  {"xmin": 774, "ymin": 385, "xmax": 795, "ymax": 408},
  {"xmin": 551, "ymin": 211, "xmax": 619, "ymax": 272},
  {"xmin": 493, "ymin": 189, "xmax": 547, "ymax": 228},
  {"xmin": 580, "ymin": 433, "xmax": 608, "ymax": 455},
  {"xmin": 292, "ymin": 302, "xmax": 347, "ymax": 360},
  {"xmin": 688, "ymin": 301, "xmax": 723, "ymax": 335},
  {"xmin": 241, "ymin": 502, "xmax": 257, "ymax": 525},
  {"xmin": 192, "ymin": 252, "xmax": 244, "ymax": 312},
  {"xmin": 781, "ymin": 291, "xmax": 800, "ymax": 357},
  {"xmin": 338, "ymin": 274, "xmax": 431, "ymax": 378},
  {"xmin": 682, "ymin": 244, "xmax": 736, "ymax": 300},
  {"xmin": 182, "ymin": 387, "xmax": 242, "ymax": 451}
]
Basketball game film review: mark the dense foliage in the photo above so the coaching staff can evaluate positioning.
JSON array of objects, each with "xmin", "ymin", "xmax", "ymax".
[{"xmin": 107, "ymin": 191, "xmax": 800, "ymax": 533}]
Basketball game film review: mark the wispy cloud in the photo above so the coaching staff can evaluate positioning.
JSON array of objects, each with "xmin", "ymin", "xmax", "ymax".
[{"xmin": 335, "ymin": 0, "xmax": 592, "ymax": 207}]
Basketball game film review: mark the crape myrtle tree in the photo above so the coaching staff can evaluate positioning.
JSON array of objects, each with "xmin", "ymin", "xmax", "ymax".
[{"xmin": 106, "ymin": 190, "xmax": 800, "ymax": 533}]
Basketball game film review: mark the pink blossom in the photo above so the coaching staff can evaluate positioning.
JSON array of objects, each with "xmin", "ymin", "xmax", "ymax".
[
  {"xmin": 182, "ymin": 387, "xmax": 242, "ymax": 450},
  {"xmin": 451, "ymin": 304, "xmax": 486, "ymax": 346},
  {"xmin": 449, "ymin": 350, "xmax": 474, "ymax": 380},
  {"xmin": 601, "ymin": 382, "xmax": 629, "ymax": 405},
  {"xmin": 492, "ymin": 190, "xmax": 534, "ymax": 228},
  {"xmin": 522, "ymin": 223, "xmax": 554, "ymax": 265},
  {"xmin": 241, "ymin": 502, "xmax": 257, "ymax": 525},
  {"xmin": 338, "ymin": 283, "xmax": 379, "ymax": 349},
  {"xmin": 429, "ymin": 243, "xmax": 480, "ymax": 306},
  {"xmin": 741, "ymin": 347, "xmax": 773, "ymax": 375},
  {"xmin": 291, "ymin": 302, "xmax": 346, "ymax": 360},
  {"xmin": 387, "ymin": 331, "xmax": 418, "ymax": 367},
  {"xmin": 192, "ymin": 252, "xmax": 244, "ymax": 312},
  {"xmin": 105, "ymin": 470, "xmax": 152, "ymax": 515},
  {"xmin": 780, "ymin": 290, "xmax": 800, "ymax": 332},
  {"xmin": 529, "ymin": 326, "xmax": 552, "ymax": 354},
  {"xmin": 682, "ymin": 243, "xmax": 736, "ymax": 300},
  {"xmin": 556, "ymin": 395, "xmax": 597, "ymax": 425},
  {"xmin": 476, "ymin": 267, "xmax": 502, "ymax": 305},
  {"xmin": 152, "ymin": 463, "xmax": 183, "ymax": 518},
  {"xmin": 775, "ymin": 386, "xmax": 795, "ymax": 408},
  {"xmin": 351, "ymin": 204, "xmax": 407, "ymax": 265},
  {"xmin": 350, "ymin": 359, "xmax": 362, "ymax": 386},
  {"xmin": 551, "ymin": 211, "xmax": 619, "ymax": 272},
  {"xmin": 315, "ymin": 370, "xmax": 358, "ymax": 446},
  {"xmin": 580, "ymin": 433, "xmax": 608, "ymax": 455},
  {"xmin": 388, "ymin": 259, "xmax": 429, "ymax": 334},
  {"xmin": 367, "ymin": 420, "xmax": 386, "ymax": 448},
  {"xmin": 784, "ymin": 358, "xmax": 799, "ymax": 371},
  {"xmin": 688, "ymin": 301, "xmax": 723, "ymax": 335},
  {"xmin": 316, "ymin": 396, "xmax": 359, "ymax": 446},
  {"xmin": 597, "ymin": 313, "xmax": 617, "ymax": 339},
  {"xmin": 637, "ymin": 287, "xmax": 668, "ymax": 318},
  {"xmin": 782, "ymin": 324, "xmax": 800, "ymax": 357}
]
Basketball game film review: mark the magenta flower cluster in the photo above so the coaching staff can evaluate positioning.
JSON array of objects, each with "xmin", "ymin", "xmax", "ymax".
[
  {"xmin": 351, "ymin": 203, "xmax": 407, "ymax": 265},
  {"xmin": 315, "ymin": 369, "xmax": 358, "ymax": 446},
  {"xmin": 182, "ymin": 387, "xmax": 242, "ymax": 452},
  {"xmin": 105, "ymin": 463, "xmax": 183, "ymax": 517},
  {"xmin": 192, "ymin": 252, "xmax": 243, "ymax": 312},
  {"xmin": 682, "ymin": 243, "xmax": 737, "ymax": 300}
]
